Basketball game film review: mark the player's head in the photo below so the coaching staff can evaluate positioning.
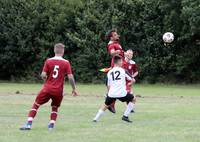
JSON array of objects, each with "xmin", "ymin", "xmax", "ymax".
[
  {"xmin": 125, "ymin": 49, "xmax": 133, "ymax": 60},
  {"xmin": 106, "ymin": 29, "xmax": 120, "ymax": 41},
  {"xmin": 54, "ymin": 43, "xmax": 65, "ymax": 56},
  {"xmin": 114, "ymin": 55, "xmax": 123, "ymax": 67}
]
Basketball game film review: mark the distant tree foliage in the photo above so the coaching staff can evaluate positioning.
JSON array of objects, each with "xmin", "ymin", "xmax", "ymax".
[{"xmin": 0, "ymin": 0, "xmax": 199, "ymax": 83}]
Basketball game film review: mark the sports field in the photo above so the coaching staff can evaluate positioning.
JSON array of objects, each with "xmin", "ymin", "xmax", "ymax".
[{"xmin": 0, "ymin": 83, "xmax": 200, "ymax": 142}]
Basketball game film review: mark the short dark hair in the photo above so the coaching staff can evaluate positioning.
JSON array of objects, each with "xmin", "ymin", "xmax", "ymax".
[
  {"xmin": 105, "ymin": 29, "xmax": 117, "ymax": 40},
  {"xmin": 113, "ymin": 55, "xmax": 122, "ymax": 64}
]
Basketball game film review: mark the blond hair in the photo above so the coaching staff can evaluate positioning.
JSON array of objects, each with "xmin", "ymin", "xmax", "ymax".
[
  {"xmin": 54, "ymin": 43, "xmax": 65, "ymax": 54},
  {"xmin": 54, "ymin": 43, "xmax": 65, "ymax": 49}
]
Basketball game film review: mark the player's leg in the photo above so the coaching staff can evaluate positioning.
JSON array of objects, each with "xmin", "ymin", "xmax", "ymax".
[
  {"xmin": 20, "ymin": 89, "xmax": 50, "ymax": 130},
  {"xmin": 48, "ymin": 94, "xmax": 63, "ymax": 130},
  {"xmin": 105, "ymin": 76, "xmax": 116, "ymax": 114},
  {"xmin": 125, "ymin": 97, "xmax": 136, "ymax": 113},
  {"xmin": 25, "ymin": 102, "xmax": 40, "ymax": 129},
  {"xmin": 93, "ymin": 104, "xmax": 107, "ymax": 122},
  {"xmin": 126, "ymin": 86, "xmax": 136, "ymax": 113},
  {"xmin": 131, "ymin": 95, "xmax": 136, "ymax": 113},
  {"xmin": 108, "ymin": 101, "xmax": 116, "ymax": 114},
  {"xmin": 130, "ymin": 87, "xmax": 136, "ymax": 113},
  {"xmin": 119, "ymin": 94, "xmax": 134, "ymax": 123},
  {"xmin": 93, "ymin": 96, "xmax": 116, "ymax": 122}
]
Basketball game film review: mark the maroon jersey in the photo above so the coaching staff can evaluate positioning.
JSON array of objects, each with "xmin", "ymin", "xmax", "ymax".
[
  {"xmin": 123, "ymin": 60, "xmax": 137, "ymax": 75},
  {"xmin": 42, "ymin": 56, "xmax": 72, "ymax": 94},
  {"xmin": 123, "ymin": 59, "xmax": 138, "ymax": 93},
  {"xmin": 107, "ymin": 41, "xmax": 124, "ymax": 67}
]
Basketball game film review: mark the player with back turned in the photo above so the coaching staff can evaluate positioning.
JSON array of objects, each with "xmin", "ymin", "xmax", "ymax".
[
  {"xmin": 20, "ymin": 43, "xmax": 78, "ymax": 130},
  {"xmin": 93, "ymin": 55, "xmax": 135, "ymax": 123}
]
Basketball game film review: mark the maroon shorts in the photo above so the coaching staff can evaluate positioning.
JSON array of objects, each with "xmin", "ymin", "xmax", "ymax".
[{"xmin": 35, "ymin": 88, "xmax": 63, "ymax": 107}]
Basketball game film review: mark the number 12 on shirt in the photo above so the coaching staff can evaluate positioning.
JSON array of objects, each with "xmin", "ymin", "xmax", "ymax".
[{"xmin": 111, "ymin": 71, "xmax": 121, "ymax": 81}]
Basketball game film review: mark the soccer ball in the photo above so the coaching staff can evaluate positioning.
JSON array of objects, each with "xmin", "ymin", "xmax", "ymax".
[{"xmin": 162, "ymin": 32, "xmax": 174, "ymax": 43}]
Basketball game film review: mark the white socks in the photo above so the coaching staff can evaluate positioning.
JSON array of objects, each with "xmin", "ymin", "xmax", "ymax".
[
  {"xmin": 27, "ymin": 117, "xmax": 33, "ymax": 123},
  {"xmin": 93, "ymin": 109, "xmax": 104, "ymax": 121},
  {"xmin": 94, "ymin": 102, "xmax": 135, "ymax": 121},
  {"xmin": 124, "ymin": 102, "xmax": 134, "ymax": 117},
  {"xmin": 49, "ymin": 120, "xmax": 56, "ymax": 124}
]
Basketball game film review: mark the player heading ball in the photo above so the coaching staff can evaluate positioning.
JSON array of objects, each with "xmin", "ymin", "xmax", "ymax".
[{"xmin": 93, "ymin": 55, "xmax": 135, "ymax": 123}]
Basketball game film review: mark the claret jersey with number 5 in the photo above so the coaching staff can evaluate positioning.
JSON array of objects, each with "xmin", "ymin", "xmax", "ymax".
[
  {"xmin": 42, "ymin": 56, "xmax": 72, "ymax": 93},
  {"xmin": 107, "ymin": 66, "xmax": 132, "ymax": 98}
]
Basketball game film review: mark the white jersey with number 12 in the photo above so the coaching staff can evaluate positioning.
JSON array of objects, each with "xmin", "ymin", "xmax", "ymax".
[{"xmin": 107, "ymin": 66, "xmax": 132, "ymax": 98}]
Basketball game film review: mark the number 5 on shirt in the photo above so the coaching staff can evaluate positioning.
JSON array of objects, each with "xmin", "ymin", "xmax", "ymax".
[{"xmin": 53, "ymin": 65, "xmax": 59, "ymax": 78}]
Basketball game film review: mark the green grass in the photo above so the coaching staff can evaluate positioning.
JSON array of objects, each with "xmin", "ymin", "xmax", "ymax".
[{"xmin": 0, "ymin": 83, "xmax": 200, "ymax": 142}]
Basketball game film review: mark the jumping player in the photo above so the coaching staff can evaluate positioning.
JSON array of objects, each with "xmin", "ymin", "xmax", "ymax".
[
  {"xmin": 93, "ymin": 56, "xmax": 135, "ymax": 123},
  {"xmin": 20, "ymin": 43, "xmax": 78, "ymax": 130},
  {"xmin": 106, "ymin": 29, "xmax": 124, "ymax": 67},
  {"xmin": 106, "ymin": 29, "xmax": 125, "ymax": 113}
]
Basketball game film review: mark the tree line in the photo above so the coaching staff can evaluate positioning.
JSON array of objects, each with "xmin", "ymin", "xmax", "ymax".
[{"xmin": 0, "ymin": 0, "xmax": 199, "ymax": 83}]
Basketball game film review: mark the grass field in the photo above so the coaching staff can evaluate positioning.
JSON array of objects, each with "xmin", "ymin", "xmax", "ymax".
[{"xmin": 0, "ymin": 83, "xmax": 200, "ymax": 142}]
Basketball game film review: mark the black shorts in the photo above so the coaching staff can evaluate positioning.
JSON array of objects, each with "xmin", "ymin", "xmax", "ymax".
[{"xmin": 105, "ymin": 93, "xmax": 134, "ymax": 106}]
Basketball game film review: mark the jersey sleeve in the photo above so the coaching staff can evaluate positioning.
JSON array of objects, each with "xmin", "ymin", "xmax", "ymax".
[
  {"xmin": 65, "ymin": 61, "xmax": 72, "ymax": 75},
  {"xmin": 42, "ymin": 59, "xmax": 49, "ymax": 73},
  {"xmin": 132, "ymin": 64, "xmax": 138, "ymax": 73},
  {"xmin": 125, "ymin": 70, "xmax": 133, "ymax": 81},
  {"xmin": 107, "ymin": 44, "xmax": 115, "ymax": 54}
]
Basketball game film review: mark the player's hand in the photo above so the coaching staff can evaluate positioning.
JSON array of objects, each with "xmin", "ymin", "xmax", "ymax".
[
  {"xmin": 72, "ymin": 90, "xmax": 78, "ymax": 96},
  {"xmin": 128, "ymin": 82, "xmax": 133, "ymax": 86},
  {"xmin": 132, "ymin": 78, "xmax": 136, "ymax": 84},
  {"xmin": 41, "ymin": 72, "xmax": 47, "ymax": 81},
  {"xmin": 42, "ymin": 76, "xmax": 47, "ymax": 81}
]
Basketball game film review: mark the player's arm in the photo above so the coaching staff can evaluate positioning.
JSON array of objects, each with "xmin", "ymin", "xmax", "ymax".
[
  {"xmin": 106, "ymin": 73, "xmax": 111, "ymax": 91},
  {"xmin": 41, "ymin": 72, "xmax": 47, "ymax": 81},
  {"xmin": 68, "ymin": 74, "xmax": 78, "ymax": 96},
  {"xmin": 68, "ymin": 74, "xmax": 76, "ymax": 90},
  {"xmin": 132, "ymin": 71, "xmax": 138, "ymax": 78},
  {"xmin": 108, "ymin": 44, "xmax": 121, "ymax": 56},
  {"xmin": 125, "ymin": 70, "xmax": 136, "ymax": 85},
  {"xmin": 110, "ymin": 49, "xmax": 121, "ymax": 56},
  {"xmin": 132, "ymin": 64, "xmax": 138, "ymax": 78},
  {"xmin": 41, "ymin": 59, "xmax": 49, "ymax": 81},
  {"xmin": 66, "ymin": 62, "xmax": 78, "ymax": 96}
]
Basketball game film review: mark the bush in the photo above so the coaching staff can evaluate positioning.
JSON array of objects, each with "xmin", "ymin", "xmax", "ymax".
[{"xmin": 0, "ymin": 0, "xmax": 199, "ymax": 83}]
